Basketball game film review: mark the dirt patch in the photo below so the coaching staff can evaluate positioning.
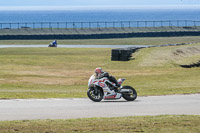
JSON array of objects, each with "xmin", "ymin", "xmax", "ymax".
[
  {"xmin": 172, "ymin": 46, "xmax": 200, "ymax": 57},
  {"xmin": 137, "ymin": 45, "xmax": 200, "ymax": 67}
]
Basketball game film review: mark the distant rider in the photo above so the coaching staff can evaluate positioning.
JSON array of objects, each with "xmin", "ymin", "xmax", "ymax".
[
  {"xmin": 95, "ymin": 67, "xmax": 120, "ymax": 93},
  {"xmin": 52, "ymin": 40, "xmax": 57, "ymax": 47}
]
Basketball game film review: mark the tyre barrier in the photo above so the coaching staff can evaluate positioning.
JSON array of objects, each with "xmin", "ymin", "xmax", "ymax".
[
  {"xmin": 111, "ymin": 47, "xmax": 140, "ymax": 61},
  {"xmin": 111, "ymin": 42, "xmax": 194, "ymax": 61},
  {"xmin": 180, "ymin": 61, "xmax": 200, "ymax": 68},
  {"xmin": 1, "ymin": 31, "xmax": 200, "ymax": 40}
]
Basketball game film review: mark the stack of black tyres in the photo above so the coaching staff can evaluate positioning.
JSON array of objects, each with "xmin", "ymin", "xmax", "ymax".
[
  {"xmin": 111, "ymin": 48, "xmax": 135, "ymax": 61},
  {"xmin": 111, "ymin": 49, "xmax": 121, "ymax": 61},
  {"xmin": 119, "ymin": 48, "xmax": 132, "ymax": 61},
  {"xmin": 180, "ymin": 61, "xmax": 200, "ymax": 68}
]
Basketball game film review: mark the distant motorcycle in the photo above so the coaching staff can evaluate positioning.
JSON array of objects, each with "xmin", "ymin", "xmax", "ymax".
[
  {"xmin": 48, "ymin": 42, "xmax": 57, "ymax": 47},
  {"xmin": 87, "ymin": 75, "xmax": 137, "ymax": 102}
]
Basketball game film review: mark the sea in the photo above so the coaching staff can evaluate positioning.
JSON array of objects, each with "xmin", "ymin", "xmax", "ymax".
[{"xmin": 0, "ymin": 8, "xmax": 200, "ymax": 28}]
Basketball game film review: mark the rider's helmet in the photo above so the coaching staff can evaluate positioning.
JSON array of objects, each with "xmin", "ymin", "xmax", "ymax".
[{"xmin": 95, "ymin": 67, "xmax": 103, "ymax": 77}]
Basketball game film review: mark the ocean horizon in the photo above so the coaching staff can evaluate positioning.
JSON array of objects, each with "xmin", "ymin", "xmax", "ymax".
[
  {"xmin": 0, "ymin": 7, "xmax": 200, "ymax": 28},
  {"xmin": 0, "ymin": 8, "xmax": 200, "ymax": 22}
]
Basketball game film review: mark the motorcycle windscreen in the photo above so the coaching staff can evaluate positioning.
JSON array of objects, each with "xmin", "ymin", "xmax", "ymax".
[
  {"xmin": 117, "ymin": 78, "xmax": 125, "ymax": 85},
  {"xmin": 88, "ymin": 75, "xmax": 95, "ymax": 86}
]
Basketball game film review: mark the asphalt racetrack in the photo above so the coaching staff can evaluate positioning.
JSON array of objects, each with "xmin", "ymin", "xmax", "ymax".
[{"xmin": 0, "ymin": 94, "xmax": 199, "ymax": 121}]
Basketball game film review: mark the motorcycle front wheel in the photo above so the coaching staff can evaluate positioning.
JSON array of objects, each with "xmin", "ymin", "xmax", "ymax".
[
  {"xmin": 122, "ymin": 86, "xmax": 137, "ymax": 101},
  {"xmin": 87, "ymin": 88, "xmax": 103, "ymax": 102}
]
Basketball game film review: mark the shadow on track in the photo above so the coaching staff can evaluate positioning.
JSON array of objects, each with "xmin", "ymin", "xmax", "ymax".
[{"xmin": 101, "ymin": 100, "xmax": 140, "ymax": 103}]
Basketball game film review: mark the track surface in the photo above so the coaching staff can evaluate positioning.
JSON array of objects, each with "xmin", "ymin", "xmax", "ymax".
[
  {"xmin": 0, "ymin": 94, "xmax": 199, "ymax": 121},
  {"xmin": 0, "ymin": 45, "xmax": 150, "ymax": 48}
]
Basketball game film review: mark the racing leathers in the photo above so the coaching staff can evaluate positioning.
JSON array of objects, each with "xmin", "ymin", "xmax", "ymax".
[{"xmin": 96, "ymin": 71, "xmax": 120, "ymax": 93}]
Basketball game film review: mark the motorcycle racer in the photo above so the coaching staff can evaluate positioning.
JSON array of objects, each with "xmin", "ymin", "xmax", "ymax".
[
  {"xmin": 95, "ymin": 67, "xmax": 121, "ymax": 92},
  {"xmin": 52, "ymin": 40, "xmax": 57, "ymax": 47},
  {"xmin": 88, "ymin": 68, "xmax": 137, "ymax": 102}
]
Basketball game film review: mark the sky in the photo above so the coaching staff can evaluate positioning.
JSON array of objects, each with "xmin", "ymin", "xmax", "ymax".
[
  {"xmin": 0, "ymin": 0, "xmax": 200, "ymax": 10},
  {"xmin": 0, "ymin": 0, "xmax": 200, "ymax": 6}
]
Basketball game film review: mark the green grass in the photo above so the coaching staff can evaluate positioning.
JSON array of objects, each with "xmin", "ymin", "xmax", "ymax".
[
  {"xmin": 0, "ymin": 115, "xmax": 199, "ymax": 133},
  {"xmin": 1, "ymin": 36, "xmax": 200, "ymax": 45},
  {"xmin": 0, "ymin": 43, "xmax": 199, "ymax": 99}
]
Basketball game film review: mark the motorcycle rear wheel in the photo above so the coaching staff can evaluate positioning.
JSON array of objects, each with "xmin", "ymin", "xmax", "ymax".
[
  {"xmin": 122, "ymin": 86, "xmax": 137, "ymax": 101},
  {"xmin": 87, "ymin": 88, "xmax": 103, "ymax": 102}
]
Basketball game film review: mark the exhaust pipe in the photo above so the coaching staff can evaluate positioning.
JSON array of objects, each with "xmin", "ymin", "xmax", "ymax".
[{"xmin": 119, "ymin": 89, "xmax": 132, "ymax": 93}]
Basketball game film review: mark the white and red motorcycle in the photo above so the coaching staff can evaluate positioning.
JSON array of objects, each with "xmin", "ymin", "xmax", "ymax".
[{"xmin": 87, "ymin": 75, "xmax": 137, "ymax": 102}]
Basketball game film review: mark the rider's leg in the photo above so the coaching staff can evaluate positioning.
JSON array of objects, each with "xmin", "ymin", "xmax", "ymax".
[{"xmin": 109, "ymin": 76, "xmax": 121, "ymax": 87}]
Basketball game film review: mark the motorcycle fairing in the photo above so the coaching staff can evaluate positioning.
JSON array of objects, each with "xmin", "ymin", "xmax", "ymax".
[{"xmin": 88, "ymin": 75, "xmax": 122, "ymax": 99}]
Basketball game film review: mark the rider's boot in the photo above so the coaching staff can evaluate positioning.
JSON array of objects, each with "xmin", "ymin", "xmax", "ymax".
[
  {"xmin": 113, "ymin": 86, "xmax": 119, "ymax": 92},
  {"xmin": 113, "ymin": 83, "xmax": 121, "ymax": 92}
]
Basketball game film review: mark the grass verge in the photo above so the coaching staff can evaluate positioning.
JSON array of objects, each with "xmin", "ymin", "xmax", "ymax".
[
  {"xmin": 0, "ymin": 43, "xmax": 199, "ymax": 99},
  {"xmin": 0, "ymin": 115, "xmax": 199, "ymax": 133}
]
